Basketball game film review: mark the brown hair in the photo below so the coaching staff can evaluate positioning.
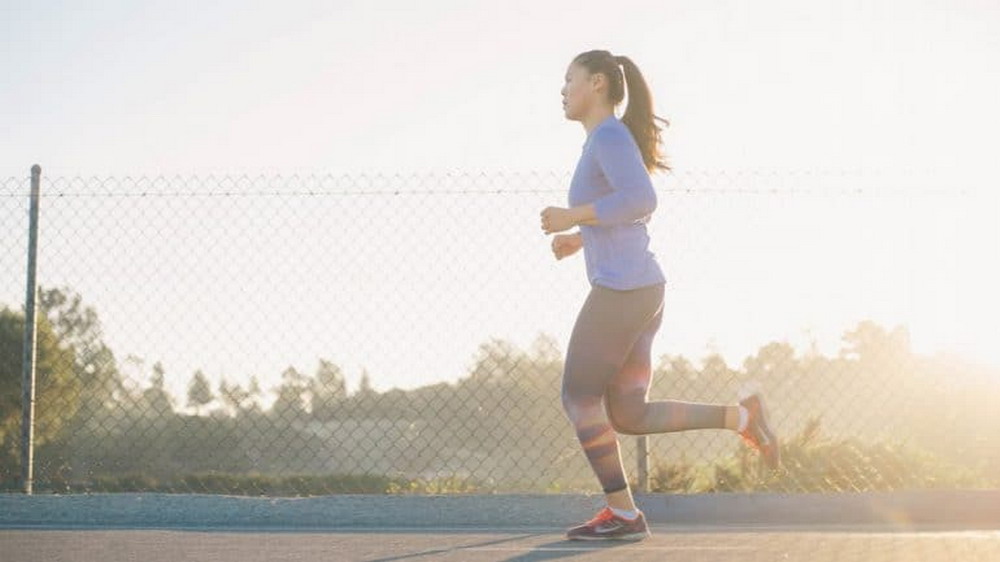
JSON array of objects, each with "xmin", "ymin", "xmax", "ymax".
[{"xmin": 572, "ymin": 50, "xmax": 670, "ymax": 172}]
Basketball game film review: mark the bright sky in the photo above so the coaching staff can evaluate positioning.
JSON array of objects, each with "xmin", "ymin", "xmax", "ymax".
[
  {"xmin": 4, "ymin": 0, "xmax": 998, "ymax": 177},
  {"xmin": 2, "ymin": 1, "xmax": 999, "ymax": 400}
]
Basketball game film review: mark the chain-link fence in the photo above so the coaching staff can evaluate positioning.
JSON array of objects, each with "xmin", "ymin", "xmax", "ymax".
[{"xmin": 1, "ymin": 167, "xmax": 998, "ymax": 495}]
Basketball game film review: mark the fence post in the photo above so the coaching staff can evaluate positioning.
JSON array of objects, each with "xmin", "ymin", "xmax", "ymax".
[
  {"xmin": 636, "ymin": 435, "xmax": 649, "ymax": 493},
  {"xmin": 21, "ymin": 164, "xmax": 41, "ymax": 495}
]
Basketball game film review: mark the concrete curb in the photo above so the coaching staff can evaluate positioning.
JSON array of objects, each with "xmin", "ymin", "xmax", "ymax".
[
  {"xmin": 1, "ymin": 491, "xmax": 999, "ymax": 531},
  {"xmin": 642, "ymin": 490, "xmax": 1000, "ymax": 528}
]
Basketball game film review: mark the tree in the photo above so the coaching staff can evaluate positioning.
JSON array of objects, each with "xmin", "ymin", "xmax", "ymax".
[
  {"xmin": 529, "ymin": 333, "xmax": 561, "ymax": 365},
  {"xmin": 0, "ymin": 307, "xmax": 79, "ymax": 463},
  {"xmin": 357, "ymin": 369, "xmax": 374, "ymax": 396},
  {"xmin": 468, "ymin": 338, "xmax": 524, "ymax": 384},
  {"xmin": 38, "ymin": 287, "xmax": 123, "ymax": 416},
  {"xmin": 272, "ymin": 366, "xmax": 310, "ymax": 419},
  {"xmin": 311, "ymin": 359, "xmax": 347, "ymax": 421},
  {"xmin": 743, "ymin": 342, "xmax": 796, "ymax": 377},
  {"xmin": 841, "ymin": 321, "xmax": 911, "ymax": 365},
  {"xmin": 663, "ymin": 355, "xmax": 696, "ymax": 380},
  {"xmin": 523, "ymin": 333, "xmax": 563, "ymax": 391},
  {"xmin": 348, "ymin": 368, "xmax": 379, "ymax": 419},
  {"xmin": 141, "ymin": 361, "xmax": 174, "ymax": 416},
  {"xmin": 700, "ymin": 353, "xmax": 731, "ymax": 380},
  {"xmin": 246, "ymin": 376, "xmax": 263, "ymax": 414},
  {"xmin": 218, "ymin": 378, "xmax": 252, "ymax": 416},
  {"xmin": 187, "ymin": 370, "xmax": 214, "ymax": 415}
]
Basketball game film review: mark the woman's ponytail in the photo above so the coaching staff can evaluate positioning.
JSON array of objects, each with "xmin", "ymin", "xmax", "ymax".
[
  {"xmin": 616, "ymin": 55, "xmax": 670, "ymax": 173},
  {"xmin": 573, "ymin": 50, "xmax": 670, "ymax": 172}
]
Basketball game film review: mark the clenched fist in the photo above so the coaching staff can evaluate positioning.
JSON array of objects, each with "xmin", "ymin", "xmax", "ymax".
[
  {"xmin": 540, "ymin": 206, "xmax": 577, "ymax": 234},
  {"xmin": 551, "ymin": 232, "xmax": 583, "ymax": 260}
]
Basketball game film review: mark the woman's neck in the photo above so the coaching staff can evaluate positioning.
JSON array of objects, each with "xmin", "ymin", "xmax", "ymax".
[{"xmin": 582, "ymin": 106, "xmax": 615, "ymax": 136}]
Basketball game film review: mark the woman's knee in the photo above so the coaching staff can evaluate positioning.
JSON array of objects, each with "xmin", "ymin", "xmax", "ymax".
[
  {"xmin": 605, "ymin": 398, "xmax": 643, "ymax": 435},
  {"xmin": 607, "ymin": 413, "xmax": 640, "ymax": 435},
  {"xmin": 560, "ymin": 387, "xmax": 574, "ymax": 416},
  {"xmin": 560, "ymin": 387, "xmax": 584, "ymax": 421},
  {"xmin": 561, "ymin": 388, "xmax": 602, "ymax": 425}
]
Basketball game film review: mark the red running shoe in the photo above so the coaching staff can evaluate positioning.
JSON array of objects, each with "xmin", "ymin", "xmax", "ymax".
[
  {"xmin": 738, "ymin": 391, "xmax": 781, "ymax": 469},
  {"xmin": 565, "ymin": 506, "xmax": 650, "ymax": 541}
]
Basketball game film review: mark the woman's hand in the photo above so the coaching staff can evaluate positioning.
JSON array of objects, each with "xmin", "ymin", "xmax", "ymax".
[
  {"xmin": 551, "ymin": 232, "xmax": 583, "ymax": 260},
  {"xmin": 540, "ymin": 206, "xmax": 577, "ymax": 234}
]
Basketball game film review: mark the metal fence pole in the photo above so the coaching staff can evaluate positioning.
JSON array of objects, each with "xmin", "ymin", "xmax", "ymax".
[
  {"xmin": 21, "ymin": 164, "xmax": 41, "ymax": 495},
  {"xmin": 636, "ymin": 435, "xmax": 649, "ymax": 493}
]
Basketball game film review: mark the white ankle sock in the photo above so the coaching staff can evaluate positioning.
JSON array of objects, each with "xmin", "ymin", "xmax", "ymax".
[
  {"xmin": 737, "ymin": 406, "xmax": 749, "ymax": 432},
  {"xmin": 610, "ymin": 506, "xmax": 639, "ymax": 520}
]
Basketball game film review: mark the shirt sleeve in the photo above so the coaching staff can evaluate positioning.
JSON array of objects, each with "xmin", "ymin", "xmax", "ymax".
[{"xmin": 590, "ymin": 124, "xmax": 657, "ymax": 226}]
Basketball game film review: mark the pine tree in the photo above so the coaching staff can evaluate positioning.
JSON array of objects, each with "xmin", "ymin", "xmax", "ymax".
[{"xmin": 187, "ymin": 370, "xmax": 213, "ymax": 415}]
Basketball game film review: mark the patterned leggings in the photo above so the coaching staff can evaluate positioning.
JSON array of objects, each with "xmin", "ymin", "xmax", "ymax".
[{"xmin": 561, "ymin": 282, "xmax": 728, "ymax": 494}]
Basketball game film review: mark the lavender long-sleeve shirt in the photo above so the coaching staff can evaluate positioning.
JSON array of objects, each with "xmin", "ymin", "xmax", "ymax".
[{"xmin": 567, "ymin": 115, "xmax": 666, "ymax": 290}]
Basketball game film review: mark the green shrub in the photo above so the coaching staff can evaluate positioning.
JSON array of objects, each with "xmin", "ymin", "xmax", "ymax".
[{"xmin": 650, "ymin": 417, "xmax": 992, "ymax": 493}]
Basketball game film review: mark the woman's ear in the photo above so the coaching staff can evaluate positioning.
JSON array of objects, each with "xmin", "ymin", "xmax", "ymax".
[{"xmin": 588, "ymin": 72, "xmax": 606, "ymax": 95}]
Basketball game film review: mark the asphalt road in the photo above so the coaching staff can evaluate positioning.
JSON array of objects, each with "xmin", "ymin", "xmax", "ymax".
[
  {"xmin": 4, "ymin": 492, "xmax": 1000, "ymax": 561},
  {"xmin": 3, "ymin": 527, "xmax": 1000, "ymax": 562}
]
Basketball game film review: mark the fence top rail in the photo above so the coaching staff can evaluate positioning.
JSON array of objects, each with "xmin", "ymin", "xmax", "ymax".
[{"xmin": 0, "ymin": 167, "xmax": 989, "ymax": 198}]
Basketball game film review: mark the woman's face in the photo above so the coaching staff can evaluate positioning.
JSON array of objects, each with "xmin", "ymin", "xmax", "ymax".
[{"xmin": 561, "ymin": 62, "xmax": 594, "ymax": 121}]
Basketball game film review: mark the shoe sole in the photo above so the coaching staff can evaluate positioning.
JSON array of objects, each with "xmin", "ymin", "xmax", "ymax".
[
  {"xmin": 742, "ymin": 393, "xmax": 780, "ymax": 469},
  {"xmin": 568, "ymin": 532, "xmax": 650, "ymax": 541}
]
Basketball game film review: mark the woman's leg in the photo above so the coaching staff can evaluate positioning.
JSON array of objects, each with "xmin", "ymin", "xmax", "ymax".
[
  {"xmin": 604, "ymin": 299, "xmax": 742, "ymax": 435},
  {"xmin": 561, "ymin": 283, "xmax": 664, "ymax": 496}
]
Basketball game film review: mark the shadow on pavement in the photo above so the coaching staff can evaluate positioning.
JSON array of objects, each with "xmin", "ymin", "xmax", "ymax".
[
  {"xmin": 366, "ymin": 533, "xmax": 546, "ymax": 562},
  {"xmin": 498, "ymin": 538, "xmax": 634, "ymax": 561}
]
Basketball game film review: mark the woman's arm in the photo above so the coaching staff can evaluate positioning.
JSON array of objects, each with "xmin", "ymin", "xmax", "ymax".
[
  {"xmin": 588, "ymin": 126, "xmax": 657, "ymax": 225},
  {"xmin": 542, "ymin": 188, "xmax": 640, "ymax": 234},
  {"xmin": 569, "ymin": 204, "xmax": 600, "ymax": 226},
  {"xmin": 542, "ymin": 126, "xmax": 655, "ymax": 234},
  {"xmin": 541, "ymin": 205, "xmax": 598, "ymax": 233}
]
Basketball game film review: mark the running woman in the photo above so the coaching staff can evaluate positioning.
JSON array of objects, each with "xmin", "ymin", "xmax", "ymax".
[{"xmin": 540, "ymin": 49, "xmax": 780, "ymax": 541}]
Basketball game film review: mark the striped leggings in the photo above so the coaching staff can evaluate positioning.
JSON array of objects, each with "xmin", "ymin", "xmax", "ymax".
[{"xmin": 561, "ymin": 282, "xmax": 728, "ymax": 494}]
